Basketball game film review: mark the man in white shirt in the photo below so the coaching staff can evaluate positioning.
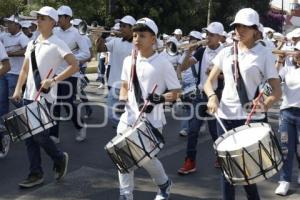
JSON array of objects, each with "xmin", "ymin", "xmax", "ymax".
[
  {"xmin": 117, "ymin": 17, "xmax": 181, "ymax": 200},
  {"xmin": 177, "ymin": 22, "xmax": 224, "ymax": 174},
  {"xmin": 50, "ymin": 5, "xmax": 91, "ymax": 142},
  {"xmin": 0, "ymin": 15, "xmax": 29, "ymax": 127},
  {"xmin": 0, "ymin": 41, "xmax": 11, "ymax": 159},
  {"xmin": 11, "ymin": 6, "xmax": 79, "ymax": 189},
  {"xmin": 96, "ymin": 15, "xmax": 136, "ymax": 128}
]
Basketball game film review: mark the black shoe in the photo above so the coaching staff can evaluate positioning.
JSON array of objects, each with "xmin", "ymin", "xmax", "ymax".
[
  {"xmin": 53, "ymin": 152, "xmax": 69, "ymax": 181},
  {"xmin": 18, "ymin": 173, "xmax": 44, "ymax": 188}
]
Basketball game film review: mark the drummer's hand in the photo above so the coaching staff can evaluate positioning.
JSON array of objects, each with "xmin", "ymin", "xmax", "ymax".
[
  {"xmin": 207, "ymin": 95, "xmax": 219, "ymax": 114},
  {"xmin": 11, "ymin": 89, "xmax": 22, "ymax": 103},
  {"xmin": 139, "ymin": 103, "xmax": 154, "ymax": 113},
  {"xmin": 40, "ymin": 78, "xmax": 53, "ymax": 90}
]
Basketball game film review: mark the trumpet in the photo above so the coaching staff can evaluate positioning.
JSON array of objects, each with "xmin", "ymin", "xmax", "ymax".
[
  {"xmin": 165, "ymin": 40, "xmax": 207, "ymax": 56},
  {"xmin": 78, "ymin": 21, "xmax": 120, "ymax": 36},
  {"xmin": 272, "ymin": 49, "xmax": 300, "ymax": 56}
]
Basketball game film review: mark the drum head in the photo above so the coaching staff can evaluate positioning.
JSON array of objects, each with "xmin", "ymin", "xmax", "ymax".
[{"xmin": 216, "ymin": 123, "xmax": 270, "ymax": 152}]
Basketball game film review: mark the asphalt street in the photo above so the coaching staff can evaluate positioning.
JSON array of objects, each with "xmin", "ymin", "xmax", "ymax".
[{"xmin": 0, "ymin": 74, "xmax": 299, "ymax": 200}]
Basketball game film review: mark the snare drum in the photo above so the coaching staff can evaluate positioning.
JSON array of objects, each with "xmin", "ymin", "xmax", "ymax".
[
  {"xmin": 214, "ymin": 123, "xmax": 283, "ymax": 185},
  {"xmin": 105, "ymin": 119, "xmax": 164, "ymax": 173},
  {"xmin": 2, "ymin": 99, "xmax": 56, "ymax": 142}
]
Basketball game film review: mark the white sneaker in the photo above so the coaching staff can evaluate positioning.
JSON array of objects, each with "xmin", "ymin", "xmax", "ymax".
[
  {"xmin": 50, "ymin": 136, "xmax": 60, "ymax": 144},
  {"xmin": 98, "ymin": 83, "xmax": 104, "ymax": 89},
  {"xmin": 275, "ymin": 181, "xmax": 290, "ymax": 196},
  {"xmin": 0, "ymin": 135, "xmax": 10, "ymax": 158},
  {"xmin": 75, "ymin": 128, "xmax": 86, "ymax": 142},
  {"xmin": 179, "ymin": 129, "xmax": 188, "ymax": 137}
]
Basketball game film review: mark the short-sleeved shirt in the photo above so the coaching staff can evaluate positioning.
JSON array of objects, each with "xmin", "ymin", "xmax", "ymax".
[
  {"xmin": 213, "ymin": 43, "xmax": 278, "ymax": 120},
  {"xmin": 193, "ymin": 45, "xmax": 223, "ymax": 90},
  {"xmin": 279, "ymin": 65, "xmax": 300, "ymax": 109},
  {"xmin": 54, "ymin": 26, "xmax": 90, "ymax": 77},
  {"xmin": 0, "ymin": 41, "xmax": 8, "ymax": 61},
  {"xmin": 23, "ymin": 35, "xmax": 72, "ymax": 103},
  {"xmin": 106, "ymin": 37, "xmax": 133, "ymax": 89},
  {"xmin": 0, "ymin": 31, "xmax": 29, "ymax": 75},
  {"xmin": 120, "ymin": 52, "xmax": 181, "ymax": 128}
]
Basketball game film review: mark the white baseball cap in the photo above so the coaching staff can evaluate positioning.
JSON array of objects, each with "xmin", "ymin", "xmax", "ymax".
[
  {"xmin": 4, "ymin": 15, "xmax": 20, "ymax": 24},
  {"xmin": 71, "ymin": 18, "xmax": 82, "ymax": 26},
  {"xmin": 120, "ymin": 15, "xmax": 136, "ymax": 26},
  {"xmin": 30, "ymin": 6, "xmax": 59, "ymax": 23},
  {"xmin": 112, "ymin": 22, "xmax": 120, "ymax": 30},
  {"xmin": 189, "ymin": 31, "xmax": 202, "ymax": 40},
  {"xmin": 20, "ymin": 21, "xmax": 32, "ymax": 28},
  {"xmin": 166, "ymin": 37, "xmax": 179, "ymax": 46},
  {"xmin": 222, "ymin": 31, "xmax": 228, "ymax": 37},
  {"xmin": 263, "ymin": 27, "xmax": 275, "ymax": 34},
  {"xmin": 203, "ymin": 22, "xmax": 224, "ymax": 36},
  {"xmin": 136, "ymin": 17, "xmax": 158, "ymax": 35},
  {"xmin": 287, "ymin": 28, "xmax": 300, "ymax": 39},
  {"xmin": 173, "ymin": 28, "xmax": 182, "ymax": 35},
  {"xmin": 230, "ymin": 8, "xmax": 260, "ymax": 27},
  {"xmin": 57, "ymin": 5, "xmax": 73, "ymax": 17}
]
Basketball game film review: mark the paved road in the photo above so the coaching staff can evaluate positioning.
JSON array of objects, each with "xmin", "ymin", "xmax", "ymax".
[{"xmin": 0, "ymin": 75, "xmax": 299, "ymax": 200}]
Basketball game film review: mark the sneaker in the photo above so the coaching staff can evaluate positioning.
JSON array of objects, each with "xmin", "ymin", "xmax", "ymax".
[
  {"xmin": 179, "ymin": 129, "xmax": 188, "ymax": 137},
  {"xmin": 119, "ymin": 193, "xmax": 133, "ymax": 200},
  {"xmin": 50, "ymin": 136, "xmax": 60, "ymax": 144},
  {"xmin": 154, "ymin": 179, "xmax": 172, "ymax": 200},
  {"xmin": 83, "ymin": 107, "xmax": 93, "ymax": 119},
  {"xmin": 275, "ymin": 181, "xmax": 290, "ymax": 196},
  {"xmin": 54, "ymin": 152, "xmax": 69, "ymax": 181},
  {"xmin": 75, "ymin": 128, "xmax": 87, "ymax": 142},
  {"xmin": 18, "ymin": 173, "xmax": 44, "ymax": 188},
  {"xmin": 98, "ymin": 83, "xmax": 104, "ymax": 89},
  {"xmin": 0, "ymin": 135, "xmax": 10, "ymax": 158},
  {"xmin": 178, "ymin": 158, "xmax": 196, "ymax": 175}
]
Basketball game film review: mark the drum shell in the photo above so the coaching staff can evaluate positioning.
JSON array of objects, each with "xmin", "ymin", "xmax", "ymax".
[
  {"xmin": 2, "ymin": 100, "xmax": 56, "ymax": 142},
  {"xmin": 105, "ymin": 120, "xmax": 164, "ymax": 173},
  {"xmin": 214, "ymin": 123, "xmax": 283, "ymax": 185}
]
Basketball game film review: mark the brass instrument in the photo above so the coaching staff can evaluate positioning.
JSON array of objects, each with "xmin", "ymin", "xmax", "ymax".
[
  {"xmin": 272, "ymin": 49, "xmax": 300, "ymax": 56},
  {"xmin": 78, "ymin": 21, "xmax": 120, "ymax": 36},
  {"xmin": 165, "ymin": 40, "xmax": 207, "ymax": 56}
]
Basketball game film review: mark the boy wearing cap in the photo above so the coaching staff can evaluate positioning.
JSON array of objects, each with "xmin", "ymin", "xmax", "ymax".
[
  {"xmin": 173, "ymin": 28, "xmax": 183, "ymax": 43},
  {"xmin": 96, "ymin": 15, "xmax": 136, "ymax": 128},
  {"xmin": 50, "ymin": 5, "xmax": 91, "ymax": 142},
  {"xmin": 117, "ymin": 17, "xmax": 181, "ymax": 200},
  {"xmin": 12, "ymin": 6, "xmax": 79, "ymax": 188},
  {"xmin": 177, "ymin": 22, "xmax": 224, "ymax": 174},
  {"xmin": 204, "ymin": 8, "xmax": 281, "ymax": 200}
]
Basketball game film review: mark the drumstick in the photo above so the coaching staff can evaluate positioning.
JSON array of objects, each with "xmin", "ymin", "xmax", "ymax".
[
  {"xmin": 34, "ymin": 68, "xmax": 53, "ymax": 101},
  {"xmin": 245, "ymin": 91, "xmax": 264, "ymax": 125},
  {"xmin": 214, "ymin": 113, "xmax": 237, "ymax": 144},
  {"xmin": 133, "ymin": 84, "xmax": 158, "ymax": 127}
]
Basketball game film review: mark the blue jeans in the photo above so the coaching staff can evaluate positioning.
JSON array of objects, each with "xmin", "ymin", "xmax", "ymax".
[
  {"xmin": 216, "ymin": 118, "xmax": 263, "ymax": 200},
  {"xmin": 186, "ymin": 92, "xmax": 217, "ymax": 160},
  {"xmin": 107, "ymin": 87, "xmax": 121, "ymax": 127},
  {"xmin": 97, "ymin": 56, "xmax": 106, "ymax": 84},
  {"xmin": 23, "ymin": 99, "xmax": 64, "ymax": 176},
  {"xmin": 279, "ymin": 107, "xmax": 300, "ymax": 182},
  {"xmin": 49, "ymin": 77, "xmax": 82, "ymax": 138}
]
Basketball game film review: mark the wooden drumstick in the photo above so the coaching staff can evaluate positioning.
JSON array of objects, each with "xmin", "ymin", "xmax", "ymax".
[
  {"xmin": 34, "ymin": 68, "xmax": 53, "ymax": 101},
  {"xmin": 214, "ymin": 113, "xmax": 237, "ymax": 144}
]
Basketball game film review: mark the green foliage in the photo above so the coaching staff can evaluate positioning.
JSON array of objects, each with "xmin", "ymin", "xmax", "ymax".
[{"xmin": 0, "ymin": 0, "xmax": 25, "ymax": 17}]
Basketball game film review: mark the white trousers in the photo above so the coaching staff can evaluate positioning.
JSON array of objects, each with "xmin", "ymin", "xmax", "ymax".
[{"xmin": 117, "ymin": 120, "xmax": 168, "ymax": 196}]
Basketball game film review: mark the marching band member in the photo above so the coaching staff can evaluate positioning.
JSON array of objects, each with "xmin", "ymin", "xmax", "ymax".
[
  {"xmin": 204, "ymin": 8, "xmax": 281, "ymax": 200},
  {"xmin": 274, "ymin": 42, "xmax": 300, "ymax": 196},
  {"xmin": 20, "ymin": 21, "xmax": 34, "ymax": 40},
  {"xmin": 0, "ymin": 41, "xmax": 11, "ymax": 158},
  {"xmin": 96, "ymin": 15, "xmax": 136, "ymax": 128},
  {"xmin": 117, "ymin": 17, "xmax": 181, "ymax": 200},
  {"xmin": 160, "ymin": 36, "xmax": 181, "ymax": 69},
  {"xmin": 50, "ymin": 5, "xmax": 91, "ymax": 142},
  {"xmin": 12, "ymin": 6, "xmax": 79, "ymax": 188},
  {"xmin": 173, "ymin": 28, "xmax": 183, "ymax": 43},
  {"xmin": 177, "ymin": 22, "xmax": 224, "ymax": 174}
]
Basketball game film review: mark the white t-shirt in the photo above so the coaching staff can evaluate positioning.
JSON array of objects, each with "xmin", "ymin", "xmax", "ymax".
[
  {"xmin": 120, "ymin": 52, "xmax": 181, "ymax": 128},
  {"xmin": 213, "ymin": 43, "xmax": 278, "ymax": 119},
  {"xmin": 106, "ymin": 37, "xmax": 133, "ymax": 88},
  {"xmin": 54, "ymin": 26, "xmax": 90, "ymax": 77},
  {"xmin": 23, "ymin": 34, "xmax": 72, "ymax": 103},
  {"xmin": 0, "ymin": 41, "xmax": 8, "ymax": 61},
  {"xmin": 279, "ymin": 65, "xmax": 300, "ymax": 109},
  {"xmin": 160, "ymin": 51, "xmax": 181, "ymax": 67},
  {"xmin": 80, "ymin": 34, "xmax": 92, "ymax": 69},
  {"xmin": 0, "ymin": 31, "xmax": 29, "ymax": 75}
]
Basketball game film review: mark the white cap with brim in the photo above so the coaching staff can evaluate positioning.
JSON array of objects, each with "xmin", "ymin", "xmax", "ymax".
[
  {"xmin": 294, "ymin": 42, "xmax": 300, "ymax": 50},
  {"xmin": 20, "ymin": 21, "xmax": 32, "ymax": 28},
  {"xmin": 166, "ymin": 37, "xmax": 179, "ymax": 46},
  {"xmin": 136, "ymin": 17, "xmax": 158, "ymax": 35},
  {"xmin": 31, "ymin": 6, "xmax": 58, "ymax": 23},
  {"xmin": 120, "ymin": 15, "xmax": 136, "ymax": 26},
  {"xmin": 4, "ymin": 15, "xmax": 20, "ymax": 24},
  {"xmin": 112, "ymin": 23, "xmax": 120, "ymax": 31},
  {"xmin": 230, "ymin": 8, "xmax": 260, "ymax": 27},
  {"xmin": 57, "ymin": 5, "xmax": 73, "ymax": 17},
  {"xmin": 189, "ymin": 31, "xmax": 202, "ymax": 40},
  {"xmin": 173, "ymin": 29, "xmax": 182, "ymax": 35},
  {"xmin": 71, "ymin": 18, "xmax": 82, "ymax": 26},
  {"xmin": 288, "ymin": 28, "xmax": 300, "ymax": 39},
  {"xmin": 203, "ymin": 22, "xmax": 224, "ymax": 36}
]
